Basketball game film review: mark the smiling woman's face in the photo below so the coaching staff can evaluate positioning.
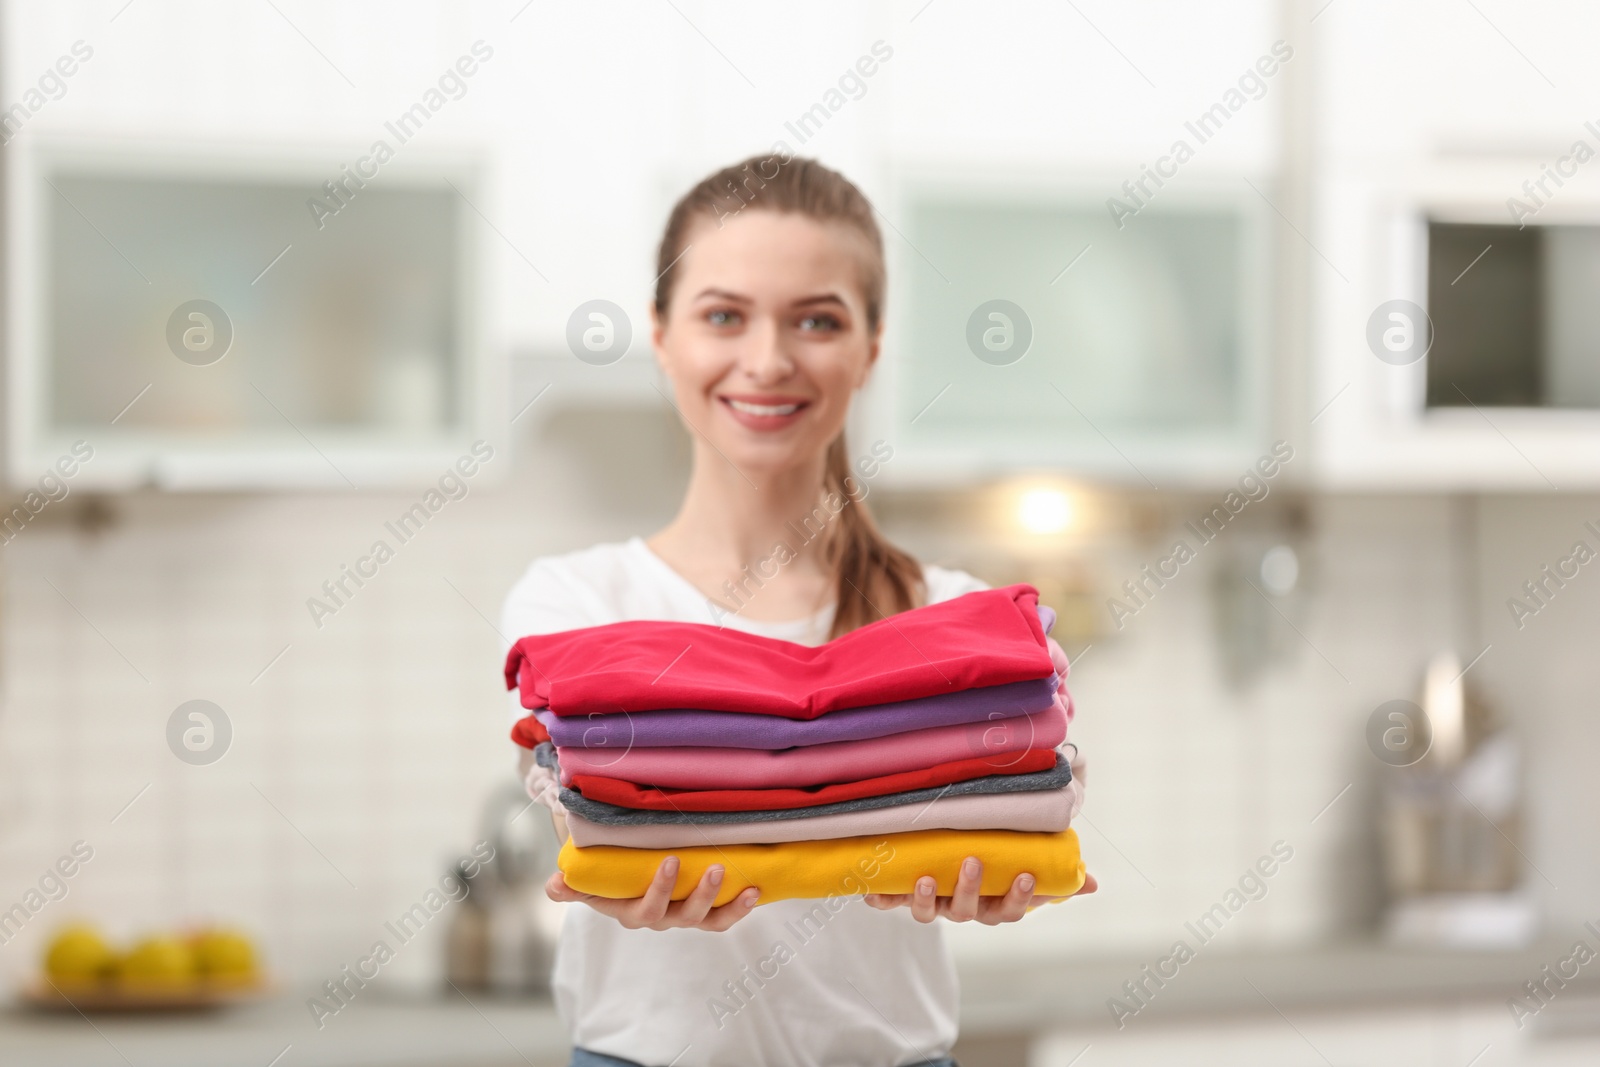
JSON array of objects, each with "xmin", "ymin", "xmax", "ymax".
[{"xmin": 651, "ymin": 210, "xmax": 880, "ymax": 477}]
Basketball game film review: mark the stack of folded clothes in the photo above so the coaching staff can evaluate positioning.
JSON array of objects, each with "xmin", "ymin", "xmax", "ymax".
[{"xmin": 505, "ymin": 584, "xmax": 1087, "ymax": 906}]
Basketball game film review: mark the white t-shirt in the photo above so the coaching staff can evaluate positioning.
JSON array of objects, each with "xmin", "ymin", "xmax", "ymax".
[{"xmin": 501, "ymin": 537, "xmax": 988, "ymax": 1067}]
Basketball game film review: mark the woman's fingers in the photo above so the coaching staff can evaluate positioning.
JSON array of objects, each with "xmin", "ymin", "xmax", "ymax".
[
  {"xmin": 945, "ymin": 857, "xmax": 983, "ymax": 922},
  {"xmin": 547, "ymin": 873, "xmax": 652, "ymax": 926},
  {"xmin": 698, "ymin": 887, "xmax": 761, "ymax": 931},
  {"xmin": 622, "ymin": 855, "xmax": 679, "ymax": 929},
  {"xmin": 977, "ymin": 872, "xmax": 1034, "ymax": 925},
  {"xmin": 545, "ymin": 871, "xmax": 605, "ymax": 907},
  {"xmin": 563, "ymin": 864, "xmax": 1099, "ymax": 929},
  {"xmin": 557, "ymin": 860, "xmax": 762, "ymax": 931},
  {"xmin": 662, "ymin": 864, "xmax": 724, "ymax": 928}
]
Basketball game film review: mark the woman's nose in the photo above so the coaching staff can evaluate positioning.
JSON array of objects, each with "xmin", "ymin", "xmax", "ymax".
[{"xmin": 738, "ymin": 316, "xmax": 795, "ymax": 383}]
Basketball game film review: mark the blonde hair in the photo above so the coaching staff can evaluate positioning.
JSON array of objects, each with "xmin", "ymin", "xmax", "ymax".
[{"xmin": 654, "ymin": 154, "xmax": 923, "ymax": 637}]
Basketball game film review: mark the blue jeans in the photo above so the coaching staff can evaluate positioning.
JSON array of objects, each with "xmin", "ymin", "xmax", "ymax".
[{"xmin": 570, "ymin": 1050, "xmax": 959, "ymax": 1067}]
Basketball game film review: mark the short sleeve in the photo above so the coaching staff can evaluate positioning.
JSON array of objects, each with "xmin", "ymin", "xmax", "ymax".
[
  {"xmin": 501, "ymin": 558, "xmax": 605, "ymax": 639},
  {"xmin": 500, "ymin": 559, "xmax": 603, "ymax": 726},
  {"xmin": 921, "ymin": 564, "xmax": 990, "ymax": 606}
]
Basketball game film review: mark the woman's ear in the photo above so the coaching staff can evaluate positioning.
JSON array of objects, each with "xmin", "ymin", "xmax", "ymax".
[
  {"xmin": 649, "ymin": 301, "xmax": 669, "ymax": 374},
  {"xmin": 857, "ymin": 323, "xmax": 883, "ymax": 388}
]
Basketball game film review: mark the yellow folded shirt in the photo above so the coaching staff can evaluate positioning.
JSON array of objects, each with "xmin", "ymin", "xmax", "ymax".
[{"xmin": 557, "ymin": 827, "xmax": 1084, "ymax": 907}]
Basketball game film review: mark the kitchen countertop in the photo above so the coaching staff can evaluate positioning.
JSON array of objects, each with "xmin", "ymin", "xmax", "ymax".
[
  {"xmin": 5, "ymin": 939, "xmax": 1594, "ymax": 1065},
  {"xmin": 958, "ymin": 937, "xmax": 1600, "ymax": 1035},
  {"xmin": 0, "ymin": 990, "xmax": 571, "ymax": 1067}
]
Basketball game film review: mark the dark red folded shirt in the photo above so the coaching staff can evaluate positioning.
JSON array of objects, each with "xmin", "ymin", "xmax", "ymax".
[
  {"xmin": 504, "ymin": 583, "xmax": 1052, "ymax": 718},
  {"xmin": 563, "ymin": 748, "xmax": 1058, "ymax": 812}
]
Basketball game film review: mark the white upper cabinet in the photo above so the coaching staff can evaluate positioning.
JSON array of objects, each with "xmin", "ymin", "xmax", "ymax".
[
  {"xmin": 886, "ymin": 0, "xmax": 1281, "ymax": 169},
  {"xmin": 3, "ymin": 4, "xmax": 507, "ymax": 489},
  {"xmin": 35, "ymin": 0, "xmax": 1600, "ymax": 491},
  {"xmin": 865, "ymin": 174, "xmax": 1275, "ymax": 487},
  {"xmin": 1312, "ymin": 0, "xmax": 1600, "ymax": 489},
  {"xmin": 867, "ymin": 0, "xmax": 1287, "ymax": 486},
  {"xmin": 7, "ymin": 138, "xmax": 494, "ymax": 489}
]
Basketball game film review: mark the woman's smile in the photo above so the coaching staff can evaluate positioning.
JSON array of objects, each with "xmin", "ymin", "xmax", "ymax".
[{"xmin": 718, "ymin": 393, "xmax": 813, "ymax": 431}]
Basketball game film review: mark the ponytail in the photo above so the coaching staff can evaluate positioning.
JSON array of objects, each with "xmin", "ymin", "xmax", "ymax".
[{"xmin": 820, "ymin": 434, "xmax": 923, "ymax": 638}]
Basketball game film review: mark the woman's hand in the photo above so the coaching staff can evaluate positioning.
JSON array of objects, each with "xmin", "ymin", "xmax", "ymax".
[
  {"xmin": 545, "ymin": 856, "xmax": 760, "ymax": 931},
  {"xmin": 862, "ymin": 857, "xmax": 1098, "ymax": 924}
]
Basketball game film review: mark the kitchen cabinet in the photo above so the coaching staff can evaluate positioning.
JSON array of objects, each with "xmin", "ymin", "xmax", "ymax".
[
  {"xmin": 5, "ymin": 138, "xmax": 500, "ymax": 490},
  {"xmin": 1310, "ymin": 160, "xmax": 1600, "ymax": 490},
  {"xmin": 1031, "ymin": 1002, "xmax": 1600, "ymax": 1067},
  {"xmin": 864, "ymin": 0, "xmax": 1289, "ymax": 488},
  {"xmin": 1309, "ymin": 0, "xmax": 1600, "ymax": 490},
  {"xmin": 865, "ymin": 175, "xmax": 1276, "ymax": 488},
  {"xmin": 886, "ymin": 0, "xmax": 1280, "ymax": 171},
  {"xmin": 1316, "ymin": 0, "xmax": 1588, "ymax": 165},
  {"xmin": 958, "ymin": 943, "xmax": 1600, "ymax": 1067}
]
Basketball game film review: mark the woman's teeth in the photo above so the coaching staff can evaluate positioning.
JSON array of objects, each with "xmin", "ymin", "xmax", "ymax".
[{"xmin": 727, "ymin": 399, "xmax": 801, "ymax": 416}]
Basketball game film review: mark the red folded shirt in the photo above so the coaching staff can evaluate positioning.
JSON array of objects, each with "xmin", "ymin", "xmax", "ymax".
[
  {"xmin": 512, "ymin": 715, "xmax": 549, "ymax": 749},
  {"xmin": 562, "ymin": 748, "xmax": 1058, "ymax": 812},
  {"xmin": 504, "ymin": 584, "xmax": 1052, "ymax": 718}
]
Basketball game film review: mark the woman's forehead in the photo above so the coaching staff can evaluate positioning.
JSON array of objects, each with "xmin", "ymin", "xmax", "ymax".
[{"xmin": 676, "ymin": 211, "xmax": 871, "ymax": 300}]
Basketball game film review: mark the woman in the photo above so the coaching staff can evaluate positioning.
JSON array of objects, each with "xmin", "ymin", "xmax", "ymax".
[{"xmin": 503, "ymin": 154, "xmax": 1094, "ymax": 1067}]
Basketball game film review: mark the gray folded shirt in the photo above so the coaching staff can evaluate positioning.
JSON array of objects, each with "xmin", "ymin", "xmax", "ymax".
[{"xmin": 535, "ymin": 741, "xmax": 1074, "ymax": 827}]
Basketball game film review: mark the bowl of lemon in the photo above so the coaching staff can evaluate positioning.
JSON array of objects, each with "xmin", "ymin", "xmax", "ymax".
[{"xmin": 26, "ymin": 923, "xmax": 268, "ymax": 1011}]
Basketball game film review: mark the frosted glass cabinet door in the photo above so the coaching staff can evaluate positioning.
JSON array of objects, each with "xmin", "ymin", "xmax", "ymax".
[
  {"xmin": 895, "ymin": 195, "xmax": 1269, "ymax": 481},
  {"xmin": 7, "ymin": 143, "xmax": 492, "ymax": 489},
  {"xmin": 48, "ymin": 176, "xmax": 461, "ymax": 434}
]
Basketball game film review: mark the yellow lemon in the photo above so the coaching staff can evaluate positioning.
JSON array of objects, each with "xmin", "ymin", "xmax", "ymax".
[
  {"xmin": 43, "ymin": 924, "xmax": 114, "ymax": 984},
  {"xmin": 116, "ymin": 936, "xmax": 195, "ymax": 990},
  {"xmin": 191, "ymin": 928, "xmax": 258, "ymax": 985}
]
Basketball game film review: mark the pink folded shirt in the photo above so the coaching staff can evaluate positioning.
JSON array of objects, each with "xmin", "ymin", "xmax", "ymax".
[
  {"xmin": 556, "ymin": 697, "xmax": 1068, "ymax": 790},
  {"xmin": 561, "ymin": 779, "xmax": 1086, "ymax": 848}
]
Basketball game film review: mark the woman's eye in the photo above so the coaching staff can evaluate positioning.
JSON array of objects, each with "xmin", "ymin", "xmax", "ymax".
[
  {"xmin": 798, "ymin": 314, "xmax": 841, "ymax": 332},
  {"xmin": 706, "ymin": 308, "xmax": 742, "ymax": 327}
]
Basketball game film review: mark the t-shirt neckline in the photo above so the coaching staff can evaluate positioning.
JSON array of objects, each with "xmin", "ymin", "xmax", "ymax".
[{"xmin": 627, "ymin": 536, "xmax": 836, "ymax": 639}]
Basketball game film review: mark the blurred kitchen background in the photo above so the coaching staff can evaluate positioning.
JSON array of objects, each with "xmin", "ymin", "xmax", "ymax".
[{"xmin": 4, "ymin": 0, "xmax": 1600, "ymax": 1064}]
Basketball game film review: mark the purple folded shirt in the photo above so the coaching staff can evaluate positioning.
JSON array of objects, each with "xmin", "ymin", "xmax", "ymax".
[{"xmin": 532, "ymin": 672, "xmax": 1062, "ymax": 750}]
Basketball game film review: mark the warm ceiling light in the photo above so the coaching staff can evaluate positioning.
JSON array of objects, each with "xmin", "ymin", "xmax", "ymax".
[{"xmin": 1017, "ymin": 487, "xmax": 1072, "ymax": 535}]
